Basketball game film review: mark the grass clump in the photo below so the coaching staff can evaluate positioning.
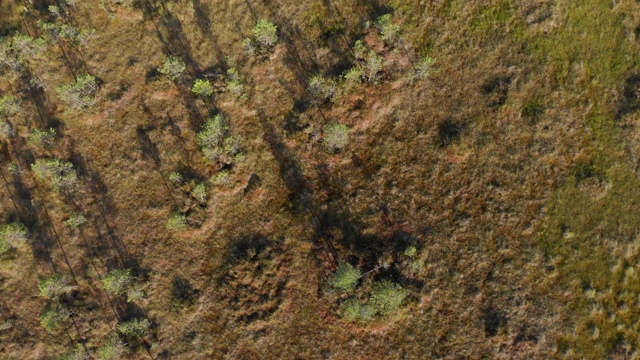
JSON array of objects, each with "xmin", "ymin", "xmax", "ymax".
[
  {"xmin": 370, "ymin": 280, "xmax": 408, "ymax": 315},
  {"xmin": 39, "ymin": 274, "xmax": 75, "ymax": 300},
  {"xmin": 31, "ymin": 158, "xmax": 78, "ymax": 190},
  {"xmin": 158, "ymin": 56, "xmax": 186, "ymax": 80},
  {"xmin": 329, "ymin": 262, "xmax": 360, "ymax": 292},
  {"xmin": 191, "ymin": 78, "xmax": 213, "ymax": 96},
  {"xmin": 55, "ymin": 74, "xmax": 98, "ymax": 110},
  {"xmin": 323, "ymin": 123, "xmax": 349, "ymax": 153}
]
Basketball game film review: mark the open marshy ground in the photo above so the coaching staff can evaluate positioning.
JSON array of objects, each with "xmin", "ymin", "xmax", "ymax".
[{"xmin": 1, "ymin": 0, "xmax": 640, "ymax": 358}]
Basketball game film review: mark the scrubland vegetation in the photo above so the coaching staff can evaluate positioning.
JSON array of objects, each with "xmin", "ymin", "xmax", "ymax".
[{"xmin": 1, "ymin": 0, "xmax": 640, "ymax": 358}]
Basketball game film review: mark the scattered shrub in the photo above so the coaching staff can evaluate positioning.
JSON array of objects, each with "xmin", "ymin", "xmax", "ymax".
[
  {"xmin": 308, "ymin": 75, "xmax": 336, "ymax": 101},
  {"xmin": 339, "ymin": 298, "xmax": 376, "ymax": 322},
  {"xmin": 342, "ymin": 67, "xmax": 363, "ymax": 89},
  {"xmin": 210, "ymin": 170, "xmax": 231, "ymax": 186},
  {"xmin": 55, "ymin": 74, "xmax": 98, "ymax": 110},
  {"xmin": 323, "ymin": 123, "xmax": 349, "ymax": 153},
  {"xmin": 191, "ymin": 78, "xmax": 213, "ymax": 96},
  {"xmin": 31, "ymin": 158, "xmax": 78, "ymax": 190},
  {"xmin": 102, "ymin": 269, "xmax": 133, "ymax": 297},
  {"xmin": 168, "ymin": 171, "xmax": 183, "ymax": 184},
  {"xmin": 191, "ymin": 183, "xmax": 207, "ymax": 203},
  {"xmin": 0, "ymin": 222, "xmax": 27, "ymax": 255},
  {"xmin": 60, "ymin": 344, "xmax": 88, "ymax": 360},
  {"xmin": 253, "ymin": 19, "xmax": 278, "ymax": 47},
  {"xmin": 40, "ymin": 305, "xmax": 71, "ymax": 332},
  {"xmin": 0, "ymin": 120, "xmax": 12, "ymax": 139},
  {"xmin": 242, "ymin": 38, "xmax": 255, "ymax": 56},
  {"xmin": 404, "ymin": 245, "xmax": 417, "ymax": 257},
  {"xmin": 226, "ymin": 68, "xmax": 244, "ymax": 97},
  {"xmin": 375, "ymin": 14, "xmax": 401, "ymax": 43},
  {"xmin": 65, "ymin": 214, "xmax": 87, "ymax": 228},
  {"xmin": 329, "ymin": 262, "xmax": 361, "ymax": 292},
  {"xmin": 166, "ymin": 213, "xmax": 187, "ymax": 230},
  {"xmin": 364, "ymin": 51, "xmax": 384, "ymax": 83},
  {"xmin": 353, "ymin": 40, "xmax": 367, "ymax": 60},
  {"xmin": 413, "ymin": 56, "xmax": 435, "ymax": 81},
  {"xmin": 158, "ymin": 56, "xmax": 186, "ymax": 80},
  {"xmin": 97, "ymin": 337, "xmax": 127, "ymax": 360},
  {"xmin": 117, "ymin": 318, "xmax": 150, "ymax": 337},
  {"xmin": 28, "ymin": 128, "xmax": 56, "ymax": 149},
  {"xmin": 197, "ymin": 114, "xmax": 243, "ymax": 165},
  {"xmin": 370, "ymin": 280, "xmax": 408, "ymax": 315},
  {"xmin": 0, "ymin": 95, "xmax": 21, "ymax": 118},
  {"xmin": 39, "ymin": 274, "xmax": 75, "ymax": 300}
]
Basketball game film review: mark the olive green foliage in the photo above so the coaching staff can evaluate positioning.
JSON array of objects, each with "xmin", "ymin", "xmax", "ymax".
[
  {"xmin": 97, "ymin": 338, "xmax": 127, "ymax": 360},
  {"xmin": 0, "ymin": 33, "xmax": 46, "ymax": 72},
  {"xmin": 242, "ymin": 38, "xmax": 255, "ymax": 56},
  {"xmin": 322, "ymin": 123, "xmax": 349, "ymax": 153},
  {"xmin": 158, "ymin": 56, "xmax": 186, "ymax": 80},
  {"xmin": 253, "ymin": 19, "xmax": 278, "ymax": 47},
  {"xmin": 29, "ymin": 128, "xmax": 57, "ymax": 149},
  {"xmin": 166, "ymin": 213, "xmax": 187, "ymax": 230},
  {"xmin": 353, "ymin": 40, "xmax": 367, "ymax": 60},
  {"xmin": 339, "ymin": 298, "xmax": 376, "ymax": 322},
  {"xmin": 364, "ymin": 51, "xmax": 384, "ymax": 83},
  {"xmin": 342, "ymin": 67, "xmax": 363, "ymax": 89},
  {"xmin": 40, "ymin": 305, "xmax": 71, "ymax": 332},
  {"xmin": 48, "ymin": 5, "xmax": 61, "ymax": 17},
  {"xmin": 0, "ymin": 95, "xmax": 20, "ymax": 118},
  {"xmin": 168, "ymin": 171, "xmax": 183, "ymax": 184},
  {"xmin": 117, "ymin": 318, "xmax": 150, "ymax": 337},
  {"xmin": 102, "ymin": 269, "xmax": 133, "ymax": 297},
  {"xmin": 369, "ymin": 280, "xmax": 408, "ymax": 315},
  {"xmin": 39, "ymin": 274, "xmax": 75, "ymax": 300},
  {"xmin": 60, "ymin": 344, "xmax": 88, "ymax": 360},
  {"xmin": 55, "ymin": 74, "xmax": 99, "ymax": 110},
  {"xmin": 191, "ymin": 78, "xmax": 213, "ymax": 96},
  {"xmin": 329, "ymin": 262, "xmax": 361, "ymax": 292},
  {"xmin": 226, "ymin": 68, "xmax": 244, "ymax": 97},
  {"xmin": 413, "ymin": 56, "xmax": 435, "ymax": 81},
  {"xmin": 375, "ymin": 14, "xmax": 401, "ymax": 42},
  {"xmin": 37, "ymin": 21, "xmax": 92, "ymax": 46},
  {"xmin": 0, "ymin": 120, "xmax": 11, "ymax": 139},
  {"xmin": 210, "ymin": 170, "xmax": 230, "ymax": 186},
  {"xmin": 197, "ymin": 114, "xmax": 243, "ymax": 165},
  {"xmin": 404, "ymin": 245, "xmax": 417, "ymax": 257},
  {"xmin": 0, "ymin": 222, "xmax": 28, "ymax": 256},
  {"xmin": 65, "ymin": 213, "xmax": 87, "ymax": 228},
  {"xmin": 308, "ymin": 75, "xmax": 336, "ymax": 101},
  {"xmin": 31, "ymin": 158, "xmax": 78, "ymax": 190},
  {"xmin": 191, "ymin": 183, "xmax": 207, "ymax": 203}
]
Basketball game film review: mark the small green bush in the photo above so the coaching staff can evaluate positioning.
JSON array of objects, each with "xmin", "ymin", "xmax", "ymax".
[
  {"xmin": 329, "ymin": 262, "xmax": 361, "ymax": 292},
  {"xmin": 210, "ymin": 170, "xmax": 231, "ymax": 186},
  {"xmin": 323, "ymin": 123, "xmax": 349, "ymax": 153},
  {"xmin": 364, "ymin": 51, "xmax": 384, "ymax": 83},
  {"xmin": 308, "ymin": 75, "xmax": 336, "ymax": 101},
  {"xmin": 28, "ymin": 128, "xmax": 56, "ymax": 149},
  {"xmin": 413, "ymin": 56, "xmax": 435, "ymax": 81},
  {"xmin": 40, "ymin": 305, "xmax": 71, "ymax": 332},
  {"xmin": 191, "ymin": 183, "xmax": 207, "ymax": 203},
  {"xmin": 97, "ymin": 337, "xmax": 126, "ymax": 360},
  {"xmin": 31, "ymin": 158, "xmax": 78, "ymax": 190},
  {"xmin": 65, "ymin": 214, "xmax": 87, "ymax": 228},
  {"xmin": 60, "ymin": 344, "xmax": 88, "ymax": 360},
  {"xmin": 191, "ymin": 78, "xmax": 213, "ymax": 96},
  {"xmin": 353, "ymin": 40, "xmax": 367, "ymax": 60},
  {"xmin": 404, "ymin": 245, "xmax": 417, "ymax": 257},
  {"xmin": 375, "ymin": 14, "xmax": 401, "ymax": 42},
  {"xmin": 253, "ymin": 19, "xmax": 278, "ymax": 46},
  {"xmin": 168, "ymin": 171, "xmax": 183, "ymax": 184},
  {"xmin": 158, "ymin": 56, "xmax": 186, "ymax": 80},
  {"xmin": 226, "ymin": 68, "xmax": 244, "ymax": 97},
  {"xmin": 0, "ymin": 95, "xmax": 20, "ymax": 118},
  {"xmin": 39, "ymin": 274, "xmax": 75, "ymax": 300},
  {"xmin": 342, "ymin": 67, "xmax": 363, "ymax": 89},
  {"xmin": 0, "ymin": 120, "xmax": 12, "ymax": 139},
  {"xmin": 197, "ymin": 114, "xmax": 243, "ymax": 165},
  {"xmin": 370, "ymin": 280, "xmax": 408, "ymax": 315},
  {"xmin": 0, "ymin": 222, "xmax": 28, "ymax": 251},
  {"xmin": 117, "ymin": 318, "xmax": 150, "ymax": 337},
  {"xmin": 102, "ymin": 269, "xmax": 133, "ymax": 297},
  {"xmin": 166, "ymin": 213, "xmax": 187, "ymax": 230},
  {"xmin": 55, "ymin": 74, "xmax": 98, "ymax": 110}
]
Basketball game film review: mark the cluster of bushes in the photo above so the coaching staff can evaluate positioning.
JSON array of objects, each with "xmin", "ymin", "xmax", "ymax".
[
  {"xmin": 0, "ymin": 222, "xmax": 28, "ymax": 256},
  {"xmin": 31, "ymin": 158, "xmax": 78, "ymax": 191}
]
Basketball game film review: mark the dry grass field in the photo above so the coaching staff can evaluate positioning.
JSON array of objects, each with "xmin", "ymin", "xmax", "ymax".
[{"xmin": 1, "ymin": 0, "xmax": 640, "ymax": 358}]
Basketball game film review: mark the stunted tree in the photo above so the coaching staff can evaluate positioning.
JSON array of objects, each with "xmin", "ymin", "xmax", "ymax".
[
  {"xmin": 158, "ymin": 56, "xmax": 186, "ymax": 80},
  {"xmin": 308, "ymin": 75, "xmax": 336, "ymax": 102},
  {"xmin": 369, "ymin": 280, "xmax": 408, "ymax": 315},
  {"xmin": 102, "ymin": 269, "xmax": 142, "ymax": 302},
  {"xmin": 117, "ymin": 318, "xmax": 150, "ymax": 338},
  {"xmin": 191, "ymin": 78, "xmax": 213, "ymax": 96},
  {"xmin": 197, "ymin": 114, "xmax": 243, "ymax": 165},
  {"xmin": 28, "ymin": 128, "xmax": 57, "ymax": 149},
  {"xmin": 323, "ymin": 123, "xmax": 349, "ymax": 153},
  {"xmin": 0, "ymin": 95, "xmax": 21, "ymax": 118},
  {"xmin": 0, "ymin": 222, "xmax": 28, "ymax": 255},
  {"xmin": 253, "ymin": 19, "xmax": 278, "ymax": 47},
  {"xmin": 39, "ymin": 274, "xmax": 76, "ymax": 300},
  {"xmin": 375, "ymin": 14, "xmax": 401, "ymax": 43},
  {"xmin": 329, "ymin": 262, "xmax": 360, "ymax": 292},
  {"xmin": 40, "ymin": 305, "xmax": 71, "ymax": 332},
  {"xmin": 55, "ymin": 74, "xmax": 99, "ymax": 110},
  {"xmin": 32, "ymin": 158, "xmax": 78, "ymax": 190}
]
